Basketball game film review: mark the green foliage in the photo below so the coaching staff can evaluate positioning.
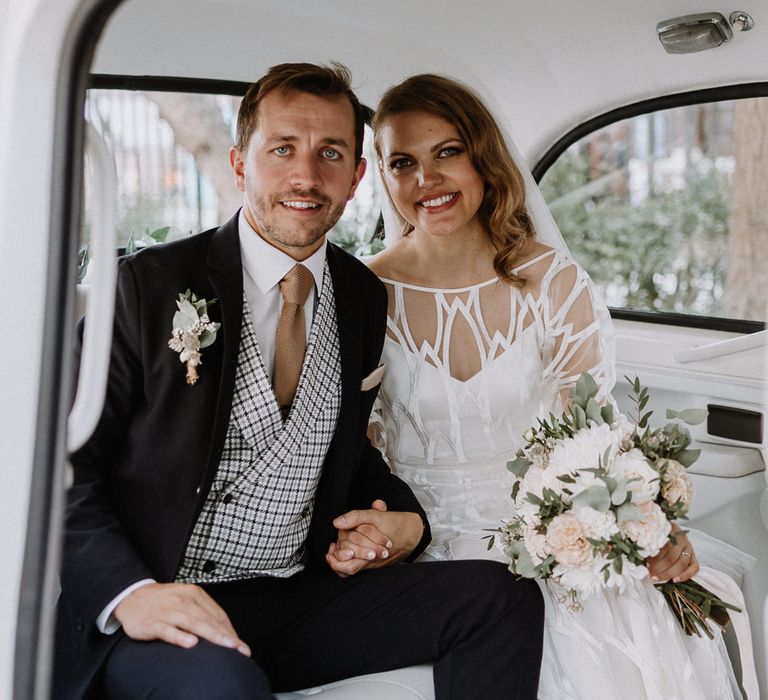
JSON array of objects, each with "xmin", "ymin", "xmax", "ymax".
[{"xmin": 541, "ymin": 148, "xmax": 731, "ymax": 316}]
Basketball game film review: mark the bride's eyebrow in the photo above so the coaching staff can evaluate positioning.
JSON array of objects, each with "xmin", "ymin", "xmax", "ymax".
[{"xmin": 430, "ymin": 138, "xmax": 464, "ymax": 153}]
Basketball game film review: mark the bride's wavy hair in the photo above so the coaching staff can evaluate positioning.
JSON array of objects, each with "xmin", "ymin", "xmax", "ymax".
[{"xmin": 372, "ymin": 74, "xmax": 536, "ymax": 287}]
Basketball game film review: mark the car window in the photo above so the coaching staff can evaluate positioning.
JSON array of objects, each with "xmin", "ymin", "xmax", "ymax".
[
  {"xmin": 539, "ymin": 97, "xmax": 768, "ymax": 324},
  {"xmin": 81, "ymin": 87, "xmax": 383, "ymax": 281}
]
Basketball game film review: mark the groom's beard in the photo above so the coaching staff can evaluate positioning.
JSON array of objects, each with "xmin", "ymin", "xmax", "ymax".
[{"xmin": 249, "ymin": 189, "xmax": 346, "ymax": 251}]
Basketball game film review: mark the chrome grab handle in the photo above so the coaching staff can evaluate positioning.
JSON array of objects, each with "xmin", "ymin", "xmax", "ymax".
[
  {"xmin": 67, "ymin": 123, "xmax": 118, "ymax": 453},
  {"xmin": 673, "ymin": 330, "xmax": 767, "ymax": 364}
]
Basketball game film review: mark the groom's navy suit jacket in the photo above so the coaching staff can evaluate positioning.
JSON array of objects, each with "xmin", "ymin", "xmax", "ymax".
[{"xmin": 54, "ymin": 212, "xmax": 430, "ymax": 698}]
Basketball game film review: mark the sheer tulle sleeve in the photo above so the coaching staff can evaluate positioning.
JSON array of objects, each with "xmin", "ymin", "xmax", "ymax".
[
  {"xmin": 368, "ymin": 394, "xmax": 389, "ymax": 459},
  {"xmin": 540, "ymin": 257, "xmax": 616, "ymax": 412}
]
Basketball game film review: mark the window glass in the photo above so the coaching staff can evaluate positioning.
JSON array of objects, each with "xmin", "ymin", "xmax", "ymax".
[
  {"xmin": 81, "ymin": 88, "xmax": 382, "ymax": 282},
  {"xmin": 539, "ymin": 97, "xmax": 768, "ymax": 323}
]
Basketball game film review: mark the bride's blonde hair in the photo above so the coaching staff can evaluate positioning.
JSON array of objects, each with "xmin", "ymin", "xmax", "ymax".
[{"xmin": 372, "ymin": 74, "xmax": 536, "ymax": 288}]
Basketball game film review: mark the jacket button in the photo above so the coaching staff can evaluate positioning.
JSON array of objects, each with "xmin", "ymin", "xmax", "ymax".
[
  {"xmin": 202, "ymin": 560, "xmax": 216, "ymax": 573},
  {"xmin": 222, "ymin": 493, "xmax": 233, "ymax": 504},
  {"xmin": 195, "ymin": 486, "xmax": 201, "ymax": 495},
  {"xmin": 301, "ymin": 506, "xmax": 310, "ymax": 518}
]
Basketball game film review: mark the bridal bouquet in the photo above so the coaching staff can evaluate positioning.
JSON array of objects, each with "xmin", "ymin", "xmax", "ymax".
[{"xmin": 489, "ymin": 373, "xmax": 739, "ymax": 638}]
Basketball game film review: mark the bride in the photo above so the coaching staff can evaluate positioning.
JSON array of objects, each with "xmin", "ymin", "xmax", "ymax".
[{"xmin": 364, "ymin": 73, "xmax": 747, "ymax": 699}]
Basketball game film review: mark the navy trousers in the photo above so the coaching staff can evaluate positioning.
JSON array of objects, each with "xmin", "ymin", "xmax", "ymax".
[{"xmin": 103, "ymin": 560, "xmax": 544, "ymax": 699}]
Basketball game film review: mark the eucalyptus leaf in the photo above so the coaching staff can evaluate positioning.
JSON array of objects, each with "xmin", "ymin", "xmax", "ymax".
[
  {"xmin": 571, "ymin": 403, "xmax": 587, "ymax": 430},
  {"xmin": 177, "ymin": 299, "xmax": 200, "ymax": 324},
  {"xmin": 666, "ymin": 408, "xmax": 708, "ymax": 426},
  {"xmin": 601, "ymin": 403, "xmax": 615, "ymax": 424},
  {"xmin": 199, "ymin": 329, "xmax": 219, "ymax": 349},
  {"xmin": 513, "ymin": 549, "xmax": 537, "ymax": 579},
  {"xmin": 571, "ymin": 485, "xmax": 611, "ymax": 512},
  {"xmin": 507, "ymin": 456, "xmax": 532, "ymax": 477},
  {"xmin": 172, "ymin": 310, "xmax": 194, "ymax": 330},
  {"xmin": 610, "ymin": 482, "xmax": 628, "ymax": 506},
  {"xmin": 676, "ymin": 449, "xmax": 701, "ymax": 468},
  {"xmin": 150, "ymin": 226, "xmax": 171, "ymax": 243},
  {"xmin": 616, "ymin": 502, "xmax": 642, "ymax": 524},
  {"xmin": 572, "ymin": 372, "xmax": 599, "ymax": 408},
  {"xmin": 586, "ymin": 397, "xmax": 603, "ymax": 425}
]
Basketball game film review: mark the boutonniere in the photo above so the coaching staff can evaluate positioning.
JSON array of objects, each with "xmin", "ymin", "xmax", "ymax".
[{"xmin": 168, "ymin": 289, "xmax": 221, "ymax": 385}]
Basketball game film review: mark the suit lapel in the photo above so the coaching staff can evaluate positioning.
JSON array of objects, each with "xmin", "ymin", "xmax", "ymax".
[
  {"xmin": 307, "ymin": 244, "xmax": 362, "ymax": 548},
  {"xmin": 200, "ymin": 211, "xmax": 244, "ymax": 491}
]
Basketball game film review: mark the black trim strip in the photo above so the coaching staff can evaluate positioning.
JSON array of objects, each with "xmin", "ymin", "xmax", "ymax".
[
  {"xmin": 610, "ymin": 308, "xmax": 764, "ymax": 334},
  {"xmin": 13, "ymin": 3, "xmax": 124, "ymax": 699},
  {"xmin": 533, "ymin": 82, "xmax": 768, "ymax": 182},
  {"xmin": 90, "ymin": 73, "xmax": 250, "ymax": 94},
  {"xmin": 88, "ymin": 73, "xmax": 376, "ymax": 122}
]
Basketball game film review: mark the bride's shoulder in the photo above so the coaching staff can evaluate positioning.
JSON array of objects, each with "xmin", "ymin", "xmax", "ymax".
[
  {"xmin": 514, "ymin": 240, "xmax": 556, "ymax": 266},
  {"xmin": 365, "ymin": 240, "xmax": 410, "ymax": 281}
]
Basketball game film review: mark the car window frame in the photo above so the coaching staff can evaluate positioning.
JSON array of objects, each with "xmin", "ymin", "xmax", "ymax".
[{"xmin": 532, "ymin": 82, "xmax": 768, "ymax": 335}]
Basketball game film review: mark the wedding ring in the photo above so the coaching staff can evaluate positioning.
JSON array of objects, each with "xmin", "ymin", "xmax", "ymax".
[{"xmin": 681, "ymin": 551, "xmax": 692, "ymax": 560}]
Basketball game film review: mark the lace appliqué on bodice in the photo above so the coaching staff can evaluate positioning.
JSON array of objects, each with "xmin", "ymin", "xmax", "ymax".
[
  {"xmin": 371, "ymin": 248, "xmax": 613, "ymax": 561},
  {"xmin": 373, "ymin": 248, "xmax": 613, "ymax": 466}
]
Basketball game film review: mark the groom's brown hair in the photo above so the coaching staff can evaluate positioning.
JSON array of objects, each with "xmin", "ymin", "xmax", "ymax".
[{"xmin": 235, "ymin": 62, "xmax": 366, "ymax": 164}]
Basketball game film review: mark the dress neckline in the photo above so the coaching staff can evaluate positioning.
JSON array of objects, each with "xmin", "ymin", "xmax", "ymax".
[{"xmin": 378, "ymin": 249, "xmax": 556, "ymax": 292}]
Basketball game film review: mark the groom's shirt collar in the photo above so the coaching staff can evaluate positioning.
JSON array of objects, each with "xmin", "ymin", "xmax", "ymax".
[{"xmin": 238, "ymin": 209, "xmax": 326, "ymax": 296}]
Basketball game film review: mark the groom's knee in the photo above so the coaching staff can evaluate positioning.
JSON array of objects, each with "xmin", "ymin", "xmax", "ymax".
[
  {"xmin": 104, "ymin": 636, "xmax": 272, "ymax": 699},
  {"xmin": 449, "ymin": 560, "xmax": 544, "ymax": 626}
]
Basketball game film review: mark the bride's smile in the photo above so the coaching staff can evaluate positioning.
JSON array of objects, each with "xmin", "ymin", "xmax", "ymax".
[{"xmin": 377, "ymin": 111, "xmax": 486, "ymax": 240}]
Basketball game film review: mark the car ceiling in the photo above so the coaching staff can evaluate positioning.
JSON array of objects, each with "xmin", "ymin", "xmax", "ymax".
[{"xmin": 92, "ymin": 0, "xmax": 766, "ymax": 164}]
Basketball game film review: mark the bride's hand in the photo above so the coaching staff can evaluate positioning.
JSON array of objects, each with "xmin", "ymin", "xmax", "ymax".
[
  {"xmin": 325, "ymin": 500, "xmax": 424, "ymax": 577},
  {"xmin": 646, "ymin": 523, "xmax": 699, "ymax": 583}
]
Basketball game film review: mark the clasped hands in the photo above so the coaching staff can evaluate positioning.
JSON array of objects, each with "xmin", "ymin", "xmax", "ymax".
[
  {"xmin": 325, "ymin": 499, "xmax": 423, "ymax": 577},
  {"xmin": 114, "ymin": 499, "xmax": 422, "ymax": 651}
]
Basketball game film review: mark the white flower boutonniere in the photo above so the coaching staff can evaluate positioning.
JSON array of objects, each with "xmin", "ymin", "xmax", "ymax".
[{"xmin": 168, "ymin": 289, "xmax": 221, "ymax": 385}]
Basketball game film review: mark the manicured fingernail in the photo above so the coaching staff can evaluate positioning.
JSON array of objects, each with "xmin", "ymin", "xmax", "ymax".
[
  {"xmin": 386, "ymin": 541, "xmax": 393, "ymax": 548},
  {"xmin": 381, "ymin": 549, "xmax": 389, "ymax": 559},
  {"xmin": 238, "ymin": 644, "xmax": 251, "ymax": 657},
  {"xmin": 367, "ymin": 550, "xmax": 376, "ymax": 560},
  {"xmin": 335, "ymin": 516, "xmax": 347, "ymax": 526},
  {"xmin": 651, "ymin": 576, "xmax": 659, "ymax": 582},
  {"xmin": 673, "ymin": 577, "xmax": 680, "ymax": 583}
]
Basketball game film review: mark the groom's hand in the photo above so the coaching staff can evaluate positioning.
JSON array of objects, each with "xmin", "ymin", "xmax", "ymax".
[
  {"xmin": 325, "ymin": 500, "xmax": 424, "ymax": 577},
  {"xmin": 114, "ymin": 582, "xmax": 251, "ymax": 656}
]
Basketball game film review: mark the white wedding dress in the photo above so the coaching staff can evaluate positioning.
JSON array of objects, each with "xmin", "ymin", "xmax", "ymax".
[{"xmin": 371, "ymin": 247, "xmax": 746, "ymax": 699}]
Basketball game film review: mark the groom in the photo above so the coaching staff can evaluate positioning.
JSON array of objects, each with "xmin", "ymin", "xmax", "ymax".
[{"xmin": 54, "ymin": 62, "xmax": 544, "ymax": 699}]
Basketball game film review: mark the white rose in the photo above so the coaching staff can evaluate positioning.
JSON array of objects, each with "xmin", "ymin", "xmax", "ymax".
[
  {"xmin": 612, "ymin": 449, "xmax": 660, "ymax": 503},
  {"xmin": 659, "ymin": 459, "xmax": 694, "ymax": 509},
  {"xmin": 619, "ymin": 501, "xmax": 671, "ymax": 557},
  {"xmin": 547, "ymin": 423, "xmax": 618, "ymax": 479},
  {"xmin": 572, "ymin": 506, "xmax": 619, "ymax": 540},
  {"xmin": 602, "ymin": 558, "xmax": 648, "ymax": 593},
  {"xmin": 546, "ymin": 513, "xmax": 592, "ymax": 567},
  {"xmin": 523, "ymin": 524, "xmax": 549, "ymax": 564}
]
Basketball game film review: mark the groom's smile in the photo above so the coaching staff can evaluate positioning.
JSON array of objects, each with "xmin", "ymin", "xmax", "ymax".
[{"xmin": 230, "ymin": 89, "xmax": 367, "ymax": 261}]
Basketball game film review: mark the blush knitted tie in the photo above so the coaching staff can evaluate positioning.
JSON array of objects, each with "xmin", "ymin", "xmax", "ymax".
[{"xmin": 273, "ymin": 264, "xmax": 314, "ymax": 420}]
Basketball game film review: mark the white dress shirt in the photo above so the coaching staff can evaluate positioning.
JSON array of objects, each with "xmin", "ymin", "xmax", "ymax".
[
  {"xmin": 238, "ymin": 208, "xmax": 326, "ymax": 379},
  {"xmin": 96, "ymin": 211, "xmax": 327, "ymax": 634}
]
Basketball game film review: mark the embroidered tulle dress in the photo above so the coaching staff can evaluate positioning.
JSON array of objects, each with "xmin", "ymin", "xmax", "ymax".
[{"xmin": 372, "ymin": 248, "xmax": 744, "ymax": 699}]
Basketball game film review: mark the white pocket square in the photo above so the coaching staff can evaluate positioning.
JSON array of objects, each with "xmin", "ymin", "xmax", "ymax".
[{"xmin": 361, "ymin": 364, "xmax": 386, "ymax": 391}]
